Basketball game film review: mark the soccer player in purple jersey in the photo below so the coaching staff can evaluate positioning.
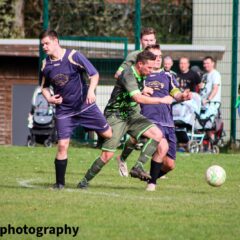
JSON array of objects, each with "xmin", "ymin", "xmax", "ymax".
[
  {"xmin": 117, "ymin": 44, "xmax": 192, "ymax": 191},
  {"xmin": 39, "ymin": 30, "xmax": 112, "ymax": 189}
]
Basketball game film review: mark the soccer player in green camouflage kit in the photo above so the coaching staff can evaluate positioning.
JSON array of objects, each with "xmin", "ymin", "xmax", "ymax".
[
  {"xmin": 78, "ymin": 51, "xmax": 173, "ymax": 189},
  {"xmin": 117, "ymin": 44, "xmax": 192, "ymax": 191}
]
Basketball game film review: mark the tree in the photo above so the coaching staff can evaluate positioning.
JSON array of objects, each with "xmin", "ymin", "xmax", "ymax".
[
  {"xmin": 0, "ymin": 0, "xmax": 192, "ymax": 44},
  {"xmin": 0, "ymin": 0, "xmax": 15, "ymax": 38}
]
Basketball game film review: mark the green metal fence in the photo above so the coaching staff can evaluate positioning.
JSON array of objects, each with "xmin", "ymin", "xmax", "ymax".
[{"xmin": 41, "ymin": 0, "xmax": 239, "ymax": 143}]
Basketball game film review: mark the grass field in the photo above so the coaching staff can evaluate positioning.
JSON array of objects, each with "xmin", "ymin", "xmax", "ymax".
[{"xmin": 0, "ymin": 145, "xmax": 239, "ymax": 240}]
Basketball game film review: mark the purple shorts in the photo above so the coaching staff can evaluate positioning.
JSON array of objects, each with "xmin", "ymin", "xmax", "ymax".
[
  {"xmin": 156, "ymin": 124, "xmax": 177, "ymax": 160},
  {"xmin": 56, "ymin": 104, "xmax": 110, "ymax": 140}
]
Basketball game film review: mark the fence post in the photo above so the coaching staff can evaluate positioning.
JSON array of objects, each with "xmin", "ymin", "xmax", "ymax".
[
  {"xmin": 135, "ymin": 0, "xmax": 141, "ymax": 50},
  {"xmin": 43, "ymin": 0, "xmax": 49, "ymax": 30},
  {"xmin": 39, "ymin": 0, "xmax": 49, "ymax": 84},
  {"xmin": 230, "ymin": 0, "xmax": 239, "ymax": 142}
]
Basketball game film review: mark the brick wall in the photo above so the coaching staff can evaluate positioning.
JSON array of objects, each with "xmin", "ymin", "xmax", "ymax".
[{"xmin": 0, "ymin": 57, "xmax": 38, "ymax": 145}]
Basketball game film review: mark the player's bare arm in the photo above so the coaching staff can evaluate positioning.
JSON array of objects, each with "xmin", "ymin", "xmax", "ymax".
[
  {"xmin": 42, "ymin": 87, "xmax": 63, "ymax": 105},
  {"xmin": 142, "ymin": 86, "xmax": 154, "ymax": 96},
  {"xmin": 132, "ymin": 92, "xmax": 173, "ymax": 105},
  {"xmin": 86, "ymin": 73, "xmax": 99, "ymax": 104}
]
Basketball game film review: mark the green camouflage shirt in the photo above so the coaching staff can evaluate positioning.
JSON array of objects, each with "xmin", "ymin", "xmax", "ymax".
[
  {"xmin": 117, "ymin": 50, "xmax": 142, "ymax": 73},
  {"xmin": 104, "ymin": 66, "xmax": 144, "ymax": 120}
]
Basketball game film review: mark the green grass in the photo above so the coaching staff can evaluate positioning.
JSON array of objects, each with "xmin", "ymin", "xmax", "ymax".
[{"xmin": 0, "ymin": 145, "xmax": 239, "ymax": 240}]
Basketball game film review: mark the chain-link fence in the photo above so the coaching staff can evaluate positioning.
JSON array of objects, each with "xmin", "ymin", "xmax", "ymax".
[{"xmin": 43, "ymin": 0, "xmax": 239, "ymax": 143}]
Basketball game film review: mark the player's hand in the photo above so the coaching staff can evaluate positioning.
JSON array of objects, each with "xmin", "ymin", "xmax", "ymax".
[
  {"xmin": 142, "ymin": 86, "xmax": 153, "ymax": 96},
  {"xmin": 202, "ymin": 99, "xmax": 209, "ymax": 106},
  {"xmin": 86, "ymin": 90, "xmax": 96, "ymax": 104},
  {"xmin": 182, "ymin": 89, "xmax": 192, "ymax": 101},
  {"xmin": 159, "ymin": 95, "xmax": 173, "ymax": 104},
  {"xmin": 114, "ymin": 70, "xmax": 122, "ymax": 79},
  {"xmin": 50, "ymin": 94, "xmax": 63, "ymax": 105}
]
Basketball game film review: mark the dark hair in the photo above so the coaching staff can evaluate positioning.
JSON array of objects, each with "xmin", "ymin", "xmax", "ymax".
[
  {"xmin": 39, "ymin": 29, "xmax": 59, "ymax": 40},
  {"xmin": 203, "ymin": 56, "xmax": 216, "ymax": 63},
  {"xmin": 136, "ymin": 50, "xmax": 156, "ymax": 64},
  {"xmin": 144, "ymin": 44, "xmax": 161, "ymax": 51},
  {"xmin": 140, "ymin": 27, "xmax": 156, "ymax": 39}
]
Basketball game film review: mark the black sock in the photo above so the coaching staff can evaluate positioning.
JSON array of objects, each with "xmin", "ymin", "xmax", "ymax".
[
  {"xmin": 158, "ymin": 170, "xmax": 167, "ymax": 179},
  {"xmin": 55, "ymin": 159, "xmax": 67, "ymax": 185},
  {"xmin": 149, "ymin": 160, "xmax": 163, "ymax": 184}
]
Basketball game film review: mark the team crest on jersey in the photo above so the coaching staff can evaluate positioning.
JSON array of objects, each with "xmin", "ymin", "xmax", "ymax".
[
  {"xmin": 147, "ymin": 81, "xmax": 164, "ymax": 90},
  {"xmin": 51, "ymin": 74, "xmax": 69, "ymax": 87}
]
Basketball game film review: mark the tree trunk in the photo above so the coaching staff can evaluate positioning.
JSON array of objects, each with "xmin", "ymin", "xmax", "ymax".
[{"xmin": 13, "ymin": 0, "xmax": 25, "ymax": 38}]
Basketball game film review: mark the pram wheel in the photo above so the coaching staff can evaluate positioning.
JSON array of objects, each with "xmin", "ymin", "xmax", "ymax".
[
  {"xmin": 44, "ymin": 139, "xmax": 53, "ymax": 148},
  {"xmin": 212, "ymin": 145, "xmax": 220, "ymax": 154},
  {"xmin": 217, "ymin": 139, "xmax": 225, "ymax": 148},
  {"xmin": 27, "ymin": 139, "xmax": 36, "ymax": 147},
  {"xmin": 187, "ymin": 140, "xmax": 199, "ymax": 153}
]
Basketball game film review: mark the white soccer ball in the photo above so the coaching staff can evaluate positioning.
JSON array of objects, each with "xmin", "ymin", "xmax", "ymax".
[{"xmin": 205, "ymin": 165, "xmax": 226, "ymax": 187}]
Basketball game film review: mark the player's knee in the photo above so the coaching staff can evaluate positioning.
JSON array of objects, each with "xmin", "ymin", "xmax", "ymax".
[
  {"xmin": 166, "ymin": 160, "xmax": 175, "ymax": 171},
  {"xmin": 101, "ymin": 127, "xmax": 113, "ymax": 139},
  {"xmin": 142, "ymin": 126, "xmax": 162, "ymax": 142},
  {"xmin": 57, "ymin": 141, "xmax": 68, "ymax": 154},
  {"xmin": 101, "ymin": 151, "xmax": 114, "ymax": 163}
]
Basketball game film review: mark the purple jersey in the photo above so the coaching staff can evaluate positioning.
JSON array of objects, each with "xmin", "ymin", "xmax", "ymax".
[
  {"xmin": 41, "ymin": 49, "xmax": 98, "ymax": 118},
  {"xmin": 141, "ymin": 71, "xmax": 180, "ymax": 127}
]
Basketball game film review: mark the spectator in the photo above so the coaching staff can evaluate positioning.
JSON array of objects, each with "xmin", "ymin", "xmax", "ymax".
[
  {"xmin": 162, "ymin": 55, "xmax": 177, "ymax": 78},
  {"xmin": 114, "ymin": 27, "xmax": 157, "ymax": 79},
  {"xmin": 177, "ymin": 57, "xmax": 201, "ymax": 92},
  {"xmin": 200, "ymin": 56, "xmax": 221, "ymax": 143}
]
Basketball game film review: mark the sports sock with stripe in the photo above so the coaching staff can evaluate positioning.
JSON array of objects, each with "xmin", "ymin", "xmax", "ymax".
[
  {"xmin": 84, "ymin": 157, "xmax": 105, "ymax": 182},
  {"xmin": 134, "ymin": 138, "xmax": 159, "ymax": 168}
]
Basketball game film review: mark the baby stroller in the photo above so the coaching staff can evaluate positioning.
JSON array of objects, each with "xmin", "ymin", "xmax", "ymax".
[
  {"xmin": 194, "ymin": 102, "xmax": 225, "ymax": 153},
  {"xmin": 173, "ymin": 93, "xmax": 205, "ymax": 153},
  {"xmin": 27, "ymin": 86, "xmax": 56, "ymax": 147},
  {"xmin": 173, "ymin": 93, "xmax": 225, "ymax": 154}
]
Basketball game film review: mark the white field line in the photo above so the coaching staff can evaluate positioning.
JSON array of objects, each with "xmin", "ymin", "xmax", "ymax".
[
  {"xmin": 16, "ymin": 178, "xmax": 230, "ymax": 203},
  {"xmin": 16, "ymin": 178, "xmax": 170, "ymax": 201},
  {"xmin": 17, "ymin": 178, "xmax": 44, "ymax": 189}
]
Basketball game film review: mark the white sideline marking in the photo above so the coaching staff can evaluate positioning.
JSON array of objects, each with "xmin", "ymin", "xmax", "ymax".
[
  {"xmin": 16, "ymin": 178, "xmax": 167, "ymax": 201},
  {"xmin": 16, "ymin": 178, "xmax": 229, "ymax": 203},
  {"xmin": 17, "ymin": 178, "xmax": 44, "ymax": 189}
]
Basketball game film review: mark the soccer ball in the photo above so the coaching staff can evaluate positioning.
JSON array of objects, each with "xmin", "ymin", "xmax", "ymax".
[{"xmin": 205, "ymin": 165, "xmax": 226, "ymax": 187}]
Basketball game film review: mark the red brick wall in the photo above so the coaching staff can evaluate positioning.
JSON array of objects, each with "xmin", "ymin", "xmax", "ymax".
[{"xmin": 0, "ymin": 57, "xmax": 38, "ymax": 145}]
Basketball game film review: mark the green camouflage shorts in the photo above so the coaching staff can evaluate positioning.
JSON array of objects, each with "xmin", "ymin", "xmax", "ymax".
[{"xmin": 102, "ymin": 111, "xmax": 154, "ymax": 152}]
